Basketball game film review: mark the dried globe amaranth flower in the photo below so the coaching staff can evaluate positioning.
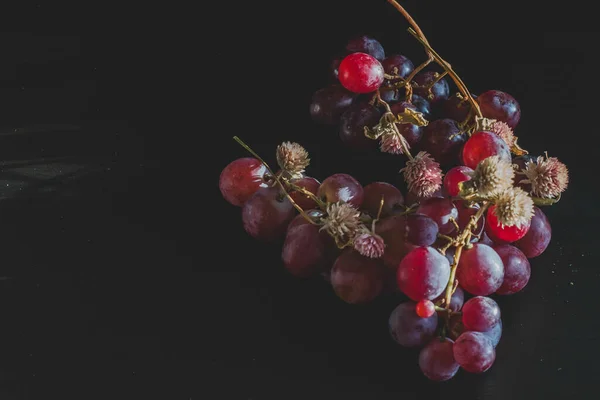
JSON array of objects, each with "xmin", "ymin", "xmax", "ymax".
[
  {"xmin": 521, "ymin": 155, "xmax": 569, "ymax": 199},
  {"xmin": 320, "ymin": 202, "xmax": 362, "ymax": 247},
  {"xmin": 488, "ymin": 120, "xmax": 515, "ymax": 148},
  {"xmin": 400, "ymin": 151, "xmax": 442, "ymax": 198},
  {"xmin": 465, "ymin": 155, "xmax": 514, "ymax": 198},
  {"xmin": 492, "ymin": 187, "xmax": 535, "ymax": 227},
  {"xmin": 380, "ymin": 132, "xmax": 405, "ymax": 154},
  {"xmin": 276, "ymin": 141, "xmax": 310, "ymax": 178},
  {"xmin": 353, "ymin": 233, "xmax": 385, "ymax": 258}
]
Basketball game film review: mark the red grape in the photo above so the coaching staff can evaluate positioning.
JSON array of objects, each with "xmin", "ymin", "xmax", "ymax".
[
  {"xmin": 317, "ymin": 173, "xmax": 364, "ymax": 207},
  {"xmin": 493, "ymin": 244, "xmax": 531, "ymax": 295},
  {"xmin": 477, "ymin": 90, "xmax": 521, "ymax": 128},
  {"xmin": 287, "ymin": 209, "xmax": 325, "ymax": 233},
  {"xmin": 462, "ymin": 296, "xmax": 501, "ymax": 332},
  {"xmin": 453, "ymin": 331, "xmax": 496, "ymax": 373},
  {"xmin": 515, "ymin": 206, "xmax": 551, "ymax": 258},
  {"xmin": 338, "ymin": 52, "xmax": 385, "ymax": 94},
  {"xmin": 417, "ymin": 197, "xmax": 459, "ymax": 235},
  {"xmin": 282, "ymin": 224, "xmax": 327, "ymax": 277},
  {"xmin": 404, "ymin": 214, "xmax": 439, "ymax": 246},
  {"xmin": 456, "ymin": 243, "xmax": 504, "ymax": 295},
  {"xmin": 242, "ymin": 187, "xmax": 295, "ymax": 241},
  {"xmin": 416, "ymin": 299, "xmax": 435, "ymax": 318},
  {"xmin": 339, "ymin": 102, "xmax": 381, "ymax": 150},
  {"xmin": 442, "ymin": 92, "xmax": 472, "ymax": 122},
  {"xmin": 381, "ymin": 54, "xmax": 414, "ymax": 78},
  {"xmin": 486, "ymin": 205, "xmax": 531, "ymax": 243},
  {"xmin": 421, "ymin": 119, "xmax": 466, "ymax": 166},
  {"xmin": 413, "ymin": 71, "xmax": 450, "ymax": 104},
  {"xmin": 397, "ymin": 246, "xmax": 450, "ymax": 301},
  {"xmin": 434, "ymin": 286, "xmax": 464, "ymax": 312},
  {"xmin": 346, "ymin": 35, "xmax": 385, "ymax": 60},
  {"xmin": 309, "ymin": 84, "xmax": 356, "ymax": 125},
  {"xmin": 419, "ymin": 338, "xmax": 460, "ymax": 381},
  {"xmin": 289, "ymin": 177, "xmax": 320, "ymax": 210},
  {"xmin": 389, "ymin": 101, "xmax": 423, "ymax": 147},
  {"xmin": 461, "ymin": 131, "xmax": 511, "ymax": 170},
  {"xmin": 219, "ymin": 158, "xmax": 267, "ymax": 206},
  {"xmin": 389, "ymin": 301, "xmax": 438, "ymax": 347},
  {"xmin": 361, "ymin": 182, "xmax": 404, "ymax": 218},
  {"xmin": 330, "ymin": 249, "xmax": 384, "ymax": 304},
  {"xmin": 375, "ymin": 215, "xmax": 408, "ymax": 269},
  {"xmin": 443, "ymin": 165, "xmax": 473, "ymax": 197}
]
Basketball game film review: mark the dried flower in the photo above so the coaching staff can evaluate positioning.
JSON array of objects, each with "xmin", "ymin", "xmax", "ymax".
[
  {"xmin": 521, "ymin": 155, "xmax": 569, "ymax": 198},
  {"xmin": 353, "ymin": 233, "xmax": 385, "ymax": 258},
  {"xmin": 276, "ymin": 141, "xmax": 310, "ymax": 178},
  {"xmin": 400, "ymin": 151, "xmax": 442, "ymax": 198},
  {"xmin": 488, "ymin": 120, "xmax": 515, "ymax": 148},
  {"xmin": 468, "ymin": 155, "xmax": 514, "ymax": 197},
  {"xmin": 492, "ymin": 187, "xmax": 534, "ymax": 227},
  {"xmin": 380, "ymin": 131, "xmax": 406, "ymax": 154},
  {"xmin": 320, "ymin": 202, "xmax": 362, "ymax": 246}
]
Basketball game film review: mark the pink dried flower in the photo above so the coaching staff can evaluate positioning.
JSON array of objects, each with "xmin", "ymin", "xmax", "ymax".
[
  {"xmin": 400, "ymin": 151, "xmax": 442, "ymax": 198},
  {"xmin": 521, "ymin": 155, "xmax": 569, "ymax": 198},
  {"xmin": 380, "ymin": 131, "xmax": 407, "ymax": 155},
  {"xmin": 353, "ymin": 233, "xmax": 385, "ymax": 258}
]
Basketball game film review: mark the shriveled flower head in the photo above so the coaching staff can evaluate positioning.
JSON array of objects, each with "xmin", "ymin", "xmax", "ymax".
[
  {"xmin": 522, "ymin": 155, "xmax": 569, "ymax": 198},
  {"xmin": 353, "ymin": 233, "xmax": 385, "ymax": 258},
  {"xmin": 320, "ymin": 202, "xmax": 362, "ymax": 245},
  {"xmin": 380, "ymin": 132, "xmax": 404, "ymax": 154},
  {"xmin": 492, "ymin": 187, "xmax": 534, "ymax": 227},
  {"xmin": 488, "ymin": 121, "xmax": 515, "ymax": 148},
  {"xmin": 400, "ymin": 151, "xmax": 442, "ymax": 198},
  {"xmin": 469, "ymin": 155, "xmax": 514, "ymax": 197},
  {"xmin": 276, "ymin": 141, "xmax": 309, "ymax": 177}
]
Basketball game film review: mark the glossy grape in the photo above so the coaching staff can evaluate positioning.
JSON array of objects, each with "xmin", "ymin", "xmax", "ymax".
[
  {"xmin": 318, "ymin": 173, "xmax": 364, "ymax": 207},
  {"xmin": 361, "ymin": 182, "xmax": 404, "ymax": 218},
  {"xmin": 444, "ymin": 165, "xmax": 473, "ymax": 197},
  {"xmin": 462, "ymin": 296, "xmax": 501, "ymax": 332},
  {"xmin": 461, "ymin": 131, "xmax": 511, "ymax": 170},
  {"xmin": 416, "ymin": 299, "xmax": 435, "ymax": 318},
  {"xmin": 515, "ymin": 206, "xmax": 552, "ymax": 258},
  {"xmin": 477, "ymin": 90, "xmax": 521, "ymax": 128},
  {"xmin": 389, "ymin": 301, "xmax": 438, "ymax": 347},
  {"xmin": 486, "ymin": 205, "xmax": 530, "ymax": 243},
  {"xmin": 242, "ymin": 187, "xmax": 295, "ymax": 241},
  {"xmin": 309, "ymin": 85, "xmax": 356, "ymax": 125},
  {"xmin": 219, "ymin": 158, "xmax": 267, "ymax": 206},
  {"xmin": 442, "ymin": 92, "xmax": 472, "ymax": 122},
  {"xmin": 421, "ymin": 118, "xmax": 466, "ymax": 166},
  {"xmin": 417, "ymin": 197, "xmax": 459, "ymax": 235},
  {"xmin": 453, "ymin": 331, "xmax": 496, "ymax": 373},
  {"xmin": 456, "ymin": 243, "xmax": 504, "ymax": 295},
  {"xmin": 389, "ymin": 101, "xmax": 423, "ymax": 147},
  {"xmin": 413, "ymin": 71, "xmax": 450, "ymax": 104},
  {"xmin": 378, "ymin": 87, "xmax": 403, "ymax": 104},
  {"xmin": 339, "ymin": 102, "xmax": 381, "ymax": 150},
  {"xmin": 494, "ymin": 244, "xmax": 531, "ymax": 295},
  {"xmin": 330, "ymin": 249, "xmax": 384, "ymax": 304},
  {"xmin": 381, "ymin": 54, "xmax": 414, "ymax": 78},
  {"xmin": 282, "ymin": 224, "xmax": 327, "ymax": 277},
  {"xmin": 481, "ymin": 319, "xmax": 503, "ymax": 348},
  {"xmin": 434, "ymin": 286, "xmax": 464, "ymax": 312},
  {"xmin": 397, "ymin": 246, "xmax": 450, "ymax": 301},
  {"xmin": 410, "ymin": 94, "xmax": 433, "ymax": 121},
  {"xmin": 346, "ymin": 35, "xmax": 385, "ymax": 60},
  {"xmin": 338, "ymin": 52, "xmax": 385, "ymax": 94},
  {"xmin": 419, "ymin": 338, "xmax": 459, "ymax": 381},
  {"xmin": 404, "ymin": 214, "xmax": 439, "ymax": 246},
  {"xmin": 289, "ymin": 177, "xmax": 320, "ymax": 210}
]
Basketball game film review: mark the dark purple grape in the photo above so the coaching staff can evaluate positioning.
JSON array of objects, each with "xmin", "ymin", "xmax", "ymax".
[
  {"xmin": 515, "ymin": 206, "xmax": 551, "ymax": 258},
  {"xmin": 361, "ymin": 182, "xmax": 404, "ymax": 218},
  {"xmin": 381, "ymin": 54, "xmax": 414, "ymax": 79},
  {"xmin": 442, "ymin": 92, "xmax": 472, "ymax": 122},
  {"xmin": 413, "ymin": 71, "xmax": 450, "ymax": 104},
  {"xmin": 282, "ymin": 224, "xmax": 327, "ymax": 277},
  {"xmin": 404, "ymin": 187, "xmax": 444, "ymax": 207},
  {"xmin": 421, "ymin": 118, "xmax": 467, "ymax": 166},
  {"xmin": 404, "ymin": 214, "xmax": 439, "ymax": 246},
  {"xmin": 389, "ymin": 102, "xmax": 423, "ymax": 147},
  {"xmin": 378, "ymin": 86, "xmax": 403, "ymax": 103},
  {"xmin": 339, "ymin": 102, "xmax": 381, "ymax": 150},
  {"xmin": 317, "ymin": 173, "xmax": 364, "ymax": 207},
  {"xmin": 389, "ymin": 301, "xmax": 438, "ymax": 347},
  {"xmin": 410, "ymin": 94, "xmax": 433, "ymax": 121},
  {"xmin": 493, "ymin": 244, "xmax": 531, "ymax": 295},
  {"xmin": 345, "ymin": 35, "xmax": 385, "ymax": 60},
  {"xmin": 434, "ymin": 286, "xmax": 464, "ymax": 312},
  {"xmin": 477, "ymin": 90, "xmax": 521, "ymax": 128},
  {"xmin": 453, "ymin": 331, "xmax": 496, "ymax": 373},
  {"xmin": 478, "ymin": 231, "xmax": 494, "ymax": 246},
  {"xmin": 417, "ymin": 197, "xmax": 459, "ymax": 235},
  {"xmin": 453, "ymin": 201, "xmax": 485, "ymax": 240},
  {"xmin": 419, "ymin": 338, "xmax": 460, "ymax": 381},
  {"xmin": 481, "ymin": 319, "xmax": 502, "ymax": 348},
  {"xmin": 456, "ymin": 243, "xmax": 504, "ymax": 296},
  {"xmin": 309, "ymin": 85, "xmax": 356, "ymax": 125},
  {"xmin": 397, "ymin": 246, "xmax": 451, "ymax": 301},
  {"xmin": 330, "ymin": 249, "xmax": 384, "ymax": 304},
  {"xmin": 330, "ymin": 53, "xmax": 345, "ymax": 80},
  {"xmin": 242, "ymin": 187, "xmax": 295, "ymax": 241},
  {"xmin": 462, "ymin": 296, "xmax": 501, "ymax": 332}
]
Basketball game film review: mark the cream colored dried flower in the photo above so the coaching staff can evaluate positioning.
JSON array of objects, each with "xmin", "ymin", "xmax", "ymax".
[
  {"xmin": 521, "ymin": 155, "xmax": 569, "ymax": 198},
  {"xmin": 380, "ymin": 131, "xmax": 406, "ymax": 155},
  {"xmin": 469, "ymin": 155, "xmax": 514, "ymax": 197},
  {"xmin": 276, "ymin": 141, "xmax": 310, "ymax": 177},
  {"xmin": 320, "ymin": 202, "xmax": 362, "ymax": 245},
  {"xmin": 488, "ymin": 120, "xmax": 515, "ymax": 148},
  {"xmin": 353, "ymin": 233, "xmax": 385, "ymax": 258},
  {"xmin": 400, "ymin": 151, "xmax": 442, "ymax": 198},
  {"xmin": 492, "ymin": 187, "xmax": 534, "ymax": 227}
]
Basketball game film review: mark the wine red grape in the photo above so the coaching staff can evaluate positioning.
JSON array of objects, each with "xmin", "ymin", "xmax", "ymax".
[
  {"xmin": 338, "ymin": 52, "xmax": 385, "ymax": 94},
  {"xmin": 434, "ymin": 286, "xmax": 464, "ymax": 312},
  {"xmin": 389, "ymin": 101, "xmax": 423, "ymax": 147},
  {"xmin": 381, "ymin": 54, "xmax": 414, "ymax": 78},
  {"xmin": 462, "ymin": 296, "xmax": 501, "ymax": 332},
  {"xmin": 453, "ymin": 331, "xmax": 496, "ymax": 373},
  {"xmin": 397, "ymin": 246, "xmax": 450, "ymax": 301},
  {"xmin": 417, "ymin": 197, "xmax": 459, "ymax": 235},
  {"xmin": 486, "ymin": 205, "xmax": 530, "ymax": 243},
  {"xmin": 287, "ymin": 209, "xmax": 325, "ymax": 233},
  {"xmin": 477, "ymin": 90, "xmax": 521, "ymax": 128},
  {"xmin": 443, "ymin": 165, "xmax": 473, "ymax": 197},
  {"xmin": 421, "ymin": 118, "xmax": 467, "ymax": 166},
  {"xmin": 219, "ymin": 158, "xmax": 267, "ymax": 206},
  {"xmin": 375, "ymin": 215, "xmax": 410, "ymax": 269},
  {"xmin": 419, "ymin": 338, "xmax": 460, "ymax": 381},
  {"xmin": 309, "ymin": 85, "xmax": 356, "ymax": 125},
  {"xmin": 346, "ymin": 35, "xmax": 385, "ymax": 60},
  {"xmin": 493, "ymin": 244, "xmax": 531, "ymax": 295},
  {"xmin": 339, "ymin": 102, "xmax": 381, "ymax": 150},
  {"xmin": 318, "ymin": 173, "xmax": 364, "ymax": 207},
  {"xmin": 461, "ymin": 131, "xmax": 511, "ymax": 170},
  {"xmin": 515, "ymin": 206, "xmax": 552, "ymax": 258},
  {"xmin": 282, "ymin": 224, "xmax": 327, "ymax": 277},
  {"xmin": 289, "ymin": 176, "xmax": 320, "ymax": 210},
  {"xmin": 242, "ymin": 187, "xmax": 295, "ymax": 241},
  {"xmin": 413, "ymin": 71, "xmax": 450, "ymax": 104},
  {"xmin": 389, "ymin": 301, "xmax": 438, "ymax": 347},
  {"xmin": 416, "ymin": 299, "xmax": 435, "ymax": 318},
  {"xmin": 456, "ymin": 243, "xmax": 504, "ymax": 295},
  {"xmin": 442, "ymin": 92, "xmax": 472, "ymax": 122},
  {"xmin": 361, "ymin": 182, "xmax": 404, "ymax": 218},
  {"xmin": 404, "ymin": 213, "xmax": 439, "ymax": 246},
  {"xmin": 330, "ymin": 249, "xmax": 384, "ymax": 304}
]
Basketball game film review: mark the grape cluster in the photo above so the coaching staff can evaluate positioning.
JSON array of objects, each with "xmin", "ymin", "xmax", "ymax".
[{"xmin": 218, "ymin": 1, "xmax": 569, "ymax": 382}]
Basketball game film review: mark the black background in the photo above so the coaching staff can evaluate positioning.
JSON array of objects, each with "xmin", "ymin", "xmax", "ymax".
[{"xmin": 0, "ymin": 1, "xmax": 598, "ymax": 399}]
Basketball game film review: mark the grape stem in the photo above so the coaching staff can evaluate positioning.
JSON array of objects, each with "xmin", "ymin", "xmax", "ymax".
[{"xmin": 287, "ymin": 182, "xmax": 327, "ymax": 210}]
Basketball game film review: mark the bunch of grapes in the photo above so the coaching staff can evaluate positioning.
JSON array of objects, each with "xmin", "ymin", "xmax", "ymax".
[{"xmin": 218, "ymin": 1, "xmax": 569, "ymax": 382}]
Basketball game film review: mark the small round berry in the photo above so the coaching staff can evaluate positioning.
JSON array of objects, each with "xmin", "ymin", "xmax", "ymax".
[
  {"xmin": 416, "ymin": 299, "xmax": 436, "ymax": 318},
  {"xmin": 338, "ymin": 52, "xmax": 385, "ymax": 94},
  {"xmin": 219, "ymin": 158, "xmax": 267, "ymax": 206}
]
